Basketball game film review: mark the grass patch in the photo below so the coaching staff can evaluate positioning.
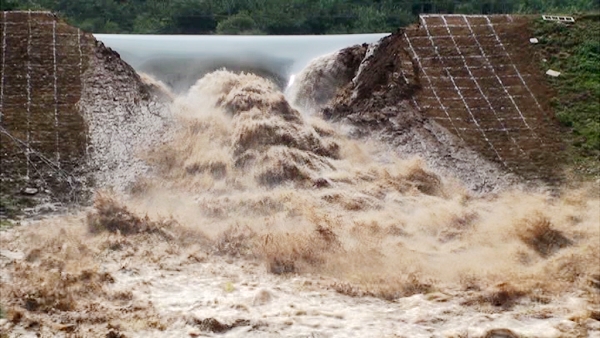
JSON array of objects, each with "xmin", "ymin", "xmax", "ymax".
[
  {"xmin": 532, "ymin": 14, "xmax": 600, "ymax": 176},
  {"xmin": 0, "ymin": 219, "xmax": 15, "ymax": 231},
  {"xmin": 0, "ymin": 194, "xmax": 36, "ymax": 220}
]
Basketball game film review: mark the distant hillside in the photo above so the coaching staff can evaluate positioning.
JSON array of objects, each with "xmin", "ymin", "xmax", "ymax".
[{"xmin": 1, "ymin": 0, "xmax": 599, "ymax": 35}]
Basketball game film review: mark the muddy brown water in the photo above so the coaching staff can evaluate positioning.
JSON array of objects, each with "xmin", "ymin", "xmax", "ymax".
[{"xmin": 1, "ymin": 12, "xmax": 598, "ymax": 338}]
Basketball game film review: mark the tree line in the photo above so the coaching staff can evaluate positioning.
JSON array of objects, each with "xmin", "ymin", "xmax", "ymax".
[{"xmin": 2, "ymin": 0, "xmax": 598, "ymax": 34}]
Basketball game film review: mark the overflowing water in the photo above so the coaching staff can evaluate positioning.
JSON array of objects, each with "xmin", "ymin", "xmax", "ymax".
[
  {"xmin": 94, "ymin": 34, "xmax": 387, "ymax": 92},
  {"xmin": 1, "ymin": 36, "xmax": 599, "ymax": 337},
  {"xmin": 126, "ymin": 70, "xmax": 599, "ymax": 296}
]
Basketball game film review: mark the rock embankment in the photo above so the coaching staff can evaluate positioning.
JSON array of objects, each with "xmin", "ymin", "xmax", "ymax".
[
  {"xmin": 0, "ymin": 11, "xmax": 170, "ymax": 217},
  {"xmin": 319, "ymin": 15, "xmax": 565, "ymax": 191}
]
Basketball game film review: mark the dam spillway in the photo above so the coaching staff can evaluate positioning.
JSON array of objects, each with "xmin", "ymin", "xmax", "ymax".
[{"xmin": 93, "ymin": 33, "xmax": 388, "ymax": 92}]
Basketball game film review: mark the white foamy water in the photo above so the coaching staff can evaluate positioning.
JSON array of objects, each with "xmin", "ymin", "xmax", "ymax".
[
  {"xmin": 115, "ymin": 256, "xmax": 584, "ymax": 338},
  {"xmin": 286, "ymin": 74, "xmax": 296, "ymax": 90},
  {"xmin": 285, "ymin": 50, "xmax": 355, "ymax": 114}
]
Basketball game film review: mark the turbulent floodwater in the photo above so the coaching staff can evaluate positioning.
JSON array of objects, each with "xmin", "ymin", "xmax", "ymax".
[
  {"xmin": 95, "ymin": 34, "xmax": 386, "ymax": 92},
  {"xmin": 1, "ymin": 43, "xmax": 599, "ymax": 337}
]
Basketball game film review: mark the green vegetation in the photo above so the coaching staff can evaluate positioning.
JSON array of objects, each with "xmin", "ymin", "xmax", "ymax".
[
  {"xmin": 0, "ymin": 219, "xmax": 15, "ymax": 231},
  {"xmin": 0, "ymin": 194, "xmax": 35, "ymax": 221},
  {"xmin": 1, "ymin": 0, "xmax": 598, "ymax": 35},
  {"xmin": 532, "ymin": 14, "xmax": 600, "ymax": 176}
]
